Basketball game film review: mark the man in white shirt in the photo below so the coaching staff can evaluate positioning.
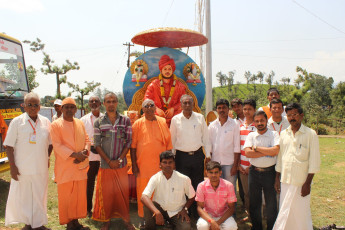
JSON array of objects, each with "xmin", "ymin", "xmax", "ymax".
[
  {"xmin": 258, "ymin": 88, "xmax": 286, "ymax": 119},
  {"xmin": 170, "ymin": 94, "xmax": 211, "ymax": 217},
  {"xmin": 244, "ymin": 110, "xmax": 280, "ymax": 230},
  {"xmin": 230, "ymin": 98, "xmax": 245, "ymax": 126},
  {"xmin": 80, "ymin": 95, "xmax": 103, "ymax": 217},
  {"xmin": 208, "ymin": 99, "xmax": 240, "ymax": 190},
  {"xmin": 52, "ymin": 99, "xmax": 62, "ymax": 121},
  {"xmin": 4, "ymin": 92, "xmax": 52, "ymax": 230},
  {"xmin": 141, "ymin": 151, "xmax": 195, "ymax": 230},
  {"xmin": 273, "ymin": 103, "xmax": 320, "ymax": 230},
  {"xmin": 267, "ymin": 99, "xmax": 289, "ymax": 136}
]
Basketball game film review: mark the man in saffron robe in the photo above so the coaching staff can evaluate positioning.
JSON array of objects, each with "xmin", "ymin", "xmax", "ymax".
[
  {"xmin": 92, "ymin": 92, "xmax": 135, "ymax": 230},
  {"xmin": 130, "ymin": 99, "xmax": 173, "ymax": 226},
  {"xmin": 50, "ymin": 97, "xmax": 91, "ymax": 230},
  {"xmin": 144, "ymin": 55, "xmax": 186, "ymax": 126}
]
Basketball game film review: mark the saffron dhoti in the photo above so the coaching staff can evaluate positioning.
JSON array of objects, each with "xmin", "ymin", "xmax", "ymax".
[{"xmin": 92, "ymin": 167, "xmax": 129, "ymax": 222}]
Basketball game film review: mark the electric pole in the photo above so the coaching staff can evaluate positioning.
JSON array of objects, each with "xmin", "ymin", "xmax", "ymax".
[{"xmin": 123, "ymin": 42, "xmax": 134, "ymax": 68}]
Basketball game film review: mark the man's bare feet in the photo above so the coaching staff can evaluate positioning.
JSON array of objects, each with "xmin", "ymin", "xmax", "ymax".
[{"xmin": 100, "ymin": 221, "xmax": 110, "ymax": 230}]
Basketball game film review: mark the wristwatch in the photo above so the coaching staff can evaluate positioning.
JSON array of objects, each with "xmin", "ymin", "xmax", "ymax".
[
  {"xmin": 184, "ymin": 207, "xmax": 189, "ymax": 213},
  {"xmin": 118, "ymin": 158, "xmax": 123, "ymax": 163}
]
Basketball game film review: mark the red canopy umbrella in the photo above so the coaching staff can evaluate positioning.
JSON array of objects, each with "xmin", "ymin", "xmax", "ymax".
[{"xmin": 131, "ymin": 27, "xmax": 208, "ymax": 48}]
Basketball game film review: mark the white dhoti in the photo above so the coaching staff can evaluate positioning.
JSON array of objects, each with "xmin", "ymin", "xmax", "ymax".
[
  {"xmin": 5, "ymin": 173, "xmax": 48, "ymax": 228},
  {"xmin": 196, "ymin": 215, "xmax": 238, "ymax": 230},
  {"xmin": 273, "ymin": 183, "xmax": 313, "ymax": 230}
]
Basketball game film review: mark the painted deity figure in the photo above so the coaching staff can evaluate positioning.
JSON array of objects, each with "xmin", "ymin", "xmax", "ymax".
[{"xmin": 144, "ymin": 55, "xmax": 186, "ymax": 126}]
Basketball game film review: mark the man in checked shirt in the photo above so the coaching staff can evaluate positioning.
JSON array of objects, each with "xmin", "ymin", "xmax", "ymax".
[{"xmin": 92, "ymin": 92, "xmax": 135, "ymax": 230}]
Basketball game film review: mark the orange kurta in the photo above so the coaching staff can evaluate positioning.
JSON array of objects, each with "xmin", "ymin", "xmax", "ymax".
[
  {"xmin": 50, "ymin": 118, "xmax": 90, "ymax": 224},
  {"xmin": 131, "ymin": 116, "xmax": 172, "ymax": 217}
]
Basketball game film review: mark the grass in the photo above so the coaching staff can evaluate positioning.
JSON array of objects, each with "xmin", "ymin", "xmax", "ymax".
[{"xmin": 0, "ymin": 137, "xmax": 344, "ymax": 229}]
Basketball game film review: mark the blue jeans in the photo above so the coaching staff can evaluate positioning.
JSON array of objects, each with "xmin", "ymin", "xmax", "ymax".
[
  {"xmin": 249, "ymin": 165, "xmax": 277, "ymax": 230},
  {"xmin": 221, "ymin": 164, "xmax": 237, "ymax": 217},
  {"xmin": 221, "ymin": 164, "xmax": 237, "ymax": 190}
]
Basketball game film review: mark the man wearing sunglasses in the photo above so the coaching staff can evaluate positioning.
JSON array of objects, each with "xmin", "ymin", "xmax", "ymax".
[
  {"xmin": 130, "ymin": 99, "xmax": 172, "ymax": 228},
  {"xmin": 4, "ymin": 92, "xmax": 53, "ymax": 230}
]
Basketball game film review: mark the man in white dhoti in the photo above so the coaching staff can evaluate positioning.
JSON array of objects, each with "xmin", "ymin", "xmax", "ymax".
[
  {"xmin": 274, "ymin": 103, "xmax": 320, "ymax": 230},
  {"xmin": 4, "ymin": 92, "xmax": 53, "ymax": 230}
]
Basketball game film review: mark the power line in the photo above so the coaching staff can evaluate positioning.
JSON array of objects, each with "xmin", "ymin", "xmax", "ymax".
[
  {"xmin": 292, "ymin": 0, "xmax": 345, "ymax": 35},
  {"xmin": 215, "ymin": 36, "xmax": 345, "ymax": 44},
  {"xmin": 162, "ymin": 0, "xmax": 175, "ymax": 26}
]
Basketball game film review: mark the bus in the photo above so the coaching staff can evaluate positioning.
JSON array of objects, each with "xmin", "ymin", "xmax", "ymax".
[{"xmin": 0, "ymin": 33, "xmax": 30, "ymax": 173}]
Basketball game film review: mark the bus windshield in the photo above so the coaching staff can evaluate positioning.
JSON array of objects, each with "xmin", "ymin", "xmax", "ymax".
[{"xmin": 0, "ymin": 37, "xmax": 29, "ymax": 98}]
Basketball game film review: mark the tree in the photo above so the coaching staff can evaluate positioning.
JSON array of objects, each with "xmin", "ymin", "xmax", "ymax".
[
  {"xmin": 67, "ymin": 81, "xmax": 101, "ymax": 110},
  {"xmin": 250, "ymin": 73, "xmax": 258, "ymax": 93},
  {"xmin": 244, "ymin": 71, "xmax": 251, "ymax": 89},
  {"xmin": 216, "ymin": 71, "xmax": 227, "ymax": 87},
  {"xmin": 23, "ymin": 38, "xmax": 80, "ymax": 98},
  {"xmin": 26, "ymin": 65, "xmax": 39, "ymax": 90},
  {"xmin": 265, "ymin": 71, "xmax": 275, "ymax": 89},
  {"xmin": 257, "ymin": 71, "xmax": 265, "ymax": 85},
  {"xmin": 226, "ymin": 71, "xmax": 235, "ymax": 93}
]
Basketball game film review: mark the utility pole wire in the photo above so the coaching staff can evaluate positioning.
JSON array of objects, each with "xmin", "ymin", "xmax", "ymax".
[{"xmin": 292, "ymin": 0, "xmax": 345, "ymax": 35}]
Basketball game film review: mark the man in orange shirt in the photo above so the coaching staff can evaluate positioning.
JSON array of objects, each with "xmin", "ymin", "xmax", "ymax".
[
  {"xmin": 130, "ymin": 99, "xmax": 172, "ymax": 227},
  {"xmin": 50, "ymin": 97, "xmax": 90, "ymax": 230}
]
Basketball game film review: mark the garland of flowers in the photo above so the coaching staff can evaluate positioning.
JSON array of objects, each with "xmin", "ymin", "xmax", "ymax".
[{"xmin": 159, "ymin": 74, "xmax": 177, "ymax": 109}]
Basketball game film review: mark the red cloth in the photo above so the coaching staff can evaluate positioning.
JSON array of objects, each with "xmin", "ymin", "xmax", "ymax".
[
  {"xmin": 158, "ymin": 55, "xmax": 175, "ymax": 72},
  {"xmin": 144, "ymin": 78, "xmax": 186, "ymax": 126}
]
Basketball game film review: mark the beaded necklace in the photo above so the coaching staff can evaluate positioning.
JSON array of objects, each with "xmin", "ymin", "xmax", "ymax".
[{"xmin": 159, "ymin": 74, "xmax": 177, "ymax": 110}]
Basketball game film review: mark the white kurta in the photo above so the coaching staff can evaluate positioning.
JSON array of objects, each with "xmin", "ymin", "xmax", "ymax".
[
  {"xmin": 3, "ymin": 113, "xmax": 51, "ymax": 228},
  {"xmin": 273, "ymin": 183, "xmax": 313, "ymax": 230}
]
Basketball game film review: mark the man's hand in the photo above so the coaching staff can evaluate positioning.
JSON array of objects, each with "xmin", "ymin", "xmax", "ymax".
[
  {"xmin": 244, "ymin": 166, "xmax": 250, "ymax": 175},
  {"xmin": 210, "ymin": 219, "xmax": 220, "ymax": 230},
  {"xmin": 205, "ymin": 157, "xmax": 211, "ymax": 165},
  {"xmin": 73, "ymin": 151, "xmax": 88, "ymax": 162},
  {"xmin": 230, "ymin": 164, "xmax": 238, "ymax": 176},
  {"xmin": 154, "ymin": 211, "xmax": 164, "ymax": 225},
  {"xmin": 301, "ymin": 181, "xmax": 311, "ymax": 197},
  {"xmin": 274, "ymin": 177, "xmax": 281, "ymax": 194},
  {"xmin": 132, "ymin": 162, "xmax": 139, "ymax": 177},
  {"xmin": 108, "ymin": 160, "xmax": 120, "ymax": 169},
  {"xmin": 238, "ymin": 165, "xmax": 245, "ymax": 174},
  {"xmin": 156, "ymin": 108, "xmax": 165, "ymax": 117},
  {"xmin": 10, "ymin": 164, "xmax": 20, "ymax": 181},
  {"xmin": 177, "ymin": 209, "xmax": 190, "ymax": 222},
  {"xmin": 165, "ymin": 107, "xmax": 174, "ymax": 119}
]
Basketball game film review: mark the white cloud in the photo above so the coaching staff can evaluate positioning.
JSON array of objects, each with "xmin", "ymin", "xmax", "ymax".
[{"xmin": 0, "ymin": 0, "xmax": 44, "ymax": 13}]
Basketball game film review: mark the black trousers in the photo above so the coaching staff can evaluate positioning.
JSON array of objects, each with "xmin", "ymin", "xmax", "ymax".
[
  {"xmin": 175, "ymin": 147, "xmax": 205, "ymax": 218},
  {"xmin": 87, "ymin": 160, "xmax": 100, "ymax": 212}
]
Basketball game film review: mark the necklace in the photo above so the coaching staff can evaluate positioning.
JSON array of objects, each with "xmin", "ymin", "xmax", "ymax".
[{"xmin": 159, "ymin": 74, "xmax": 177, "ymax": 110}]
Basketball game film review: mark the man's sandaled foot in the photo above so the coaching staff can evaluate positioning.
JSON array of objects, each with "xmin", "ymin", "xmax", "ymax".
[
  {"xmin": 22, "ymin": 225, "xmax": 32, "ymax": 230},
  {"xmin": 32, "ymin": 226, "xmax": 51, "ymax": 230},
  {"xmin": 100, "ymin": 221, "xmax": 110, "ymax": 230},
  {"xmin": 124, "ymin": 222, "xmax": 136, "ymax": 230},
  {"xmin": 73, "ymin": 220, "xmax": 90, "ymax": 230}
]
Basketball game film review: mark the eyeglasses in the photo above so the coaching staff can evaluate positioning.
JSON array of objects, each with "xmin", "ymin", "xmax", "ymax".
[
  {"xmin": 89, "ymin": 100, "xmax": 100, "ymax": 103},
  {"xmin": 144, "ymin": 104, "xmax": 155, "ymax": 108},
  {"xmin": 26, "ymin": 103, "xmax": 39, "ymax": 108}
]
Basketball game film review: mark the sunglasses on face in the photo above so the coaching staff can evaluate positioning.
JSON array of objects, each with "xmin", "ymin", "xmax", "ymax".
[
  {"xmin": 144, "ymin": 104, "xmax": 155, "ymax": 108},
  {"xmin": 26, "ymin": 103, "xmax": 39, "ymax": 108}
]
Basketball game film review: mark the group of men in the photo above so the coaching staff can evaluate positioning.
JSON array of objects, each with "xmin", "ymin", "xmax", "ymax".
[{"xmin": 3, "ymin": 87, "xmax": 320, "ymax": 230}]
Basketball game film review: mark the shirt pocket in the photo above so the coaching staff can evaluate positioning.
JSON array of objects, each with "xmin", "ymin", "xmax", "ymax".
[
  {"xmin": 115, "ymin": 125, "xmax": 126, "ymax": 139},
  {"xmin": 295, "ymin": 145, "xmax": 309, "ymax": 162},
  {"xmin": 218, "ymin": 191, "xmax": 228, "ymax": 204}
]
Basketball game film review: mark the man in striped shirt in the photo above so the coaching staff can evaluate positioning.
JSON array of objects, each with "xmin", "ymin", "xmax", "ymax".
[
  {"xmin": 238, "ymin": 99, "xmax": 257, "ymax": 219},
  {"xmin": 92, "ymin": 92, "xmax": 135, "ymax": 230}
]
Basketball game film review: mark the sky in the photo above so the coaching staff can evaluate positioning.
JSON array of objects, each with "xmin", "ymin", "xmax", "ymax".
[{"xmin": 1, "ymin": 0, "xmax": 344, "ymax": 99}]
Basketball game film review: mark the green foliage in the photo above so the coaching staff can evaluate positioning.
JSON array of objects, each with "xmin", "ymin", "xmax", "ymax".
[
  {"xmin": 23, "ymin": 38, "xmax": 80, "ymax": 99},
  {"xmin": 67, "ymin": 81, "xmax": 101, "ymax": 109},
  {"xmin": 26, "ymin": 65, "xmax": 39, "ymax": 90}
]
